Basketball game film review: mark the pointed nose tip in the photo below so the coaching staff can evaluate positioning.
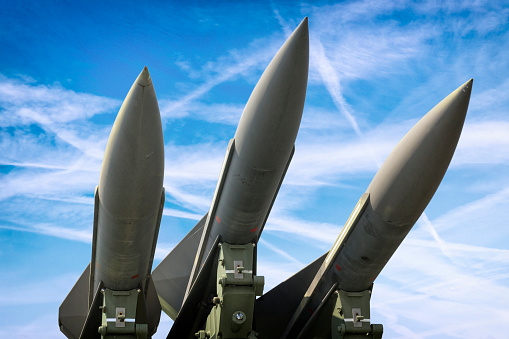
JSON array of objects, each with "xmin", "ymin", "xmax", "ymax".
[
  {"xmin": 234, "ymin": 18, "xmax": 309, "ymax": 169},
  {"xmin": 299, "ymin": 17, "xmax": 308, "ymax": 31},
  {"xmin": 293, "ymin": 17, "xmax": 309, "ymax": 43},
  {"xmin": 138, "ymin": 66, "xmax": 152, "ymax": 87},
  {"xmin": 367, "ymin": 79, "xmax": 473, "ymax": 226},
  {"xmin": 446, "ymin": 78, "xmax": 473, "ymax": 123},
  {"xmin": 462, "ymin": 78, "xmax": 473, "ymax": 96}
]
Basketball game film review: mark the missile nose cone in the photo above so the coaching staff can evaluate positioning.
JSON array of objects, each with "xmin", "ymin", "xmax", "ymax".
[
  {"xmin": 300, "ymin": 16, "xmax": 308, "ymax": 31},
  {"xmin": 138, "ymin": 66, "xmax": 152, "ymax": 87},
  {"xmin": 99, "ymin": 67, "xmax": 164, "ymax": 218},
  {"xmin": 367, "ymin": 79, "xmax": 473, "ymax": 226},
  {"xmin": 234, "ymin": 17, "xmax": 309, "ymax": 170}
]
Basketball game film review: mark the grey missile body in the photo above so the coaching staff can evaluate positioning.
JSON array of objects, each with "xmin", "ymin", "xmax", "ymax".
[
  {"xmin": 59, "ymin": 67, "xmax": 165, "ymax": 339},
  {"xmin": 332, "ymin": 79, "xmax": 473, "ymax": 291},
  {"xmin": 152, "ymin": 18, "xmax": 309, "ymax": 338},
  {"xmin": 94, "ymin": 67, "xmax": 164, "ymax": 292},
  {"xmin": 191, "ymin": 16, "xmax": 309, "ymax": 273},
  {"xmin": 259, "ymin": 79, "xmax": 473, "ymax": 339}
]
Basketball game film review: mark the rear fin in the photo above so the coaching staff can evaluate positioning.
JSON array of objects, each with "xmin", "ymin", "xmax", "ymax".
[
  {"xmin": 78, "ymin": 281, "xmax": 103, "ymax": 339},
  {"xmin": 152, "ymin": 213, "xmax": 207, "ymax": 319},
  {"xmin": 253, "ymin": 252, "xmax": 327, "ymax": 339},
  {"xmin": 167, "ymin": 236, "xmax": 221, "ymax": 339},
  {"xmin": 59, "ymin": 264, "xmax": 91, "ymax": 339},
  {"xmin": 144, "ymin": 275, "xmax": 162, "ymax": 335},
  {"xmin": 295, "ymin": 282, "xmax": 338, "ymax": 339}
]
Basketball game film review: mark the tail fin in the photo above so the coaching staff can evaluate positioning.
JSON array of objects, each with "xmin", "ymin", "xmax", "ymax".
[
  {"xmin": 152, "ymin": 214, "xmax": 207, "ymax": 319},
  {"xmin": 254, "ymin": 253, "xmax": 327, "ymax": 339},
  {"xmin": 144, "ymin": 275, "xmax": 162, "ymax": 335},
  {"xmin": 58, "ymin": 264, "xmax": 91, "ymax": 339},
  {"xmin": 78, "ymin": 282, "xmax": 102, "ymax": 339}
]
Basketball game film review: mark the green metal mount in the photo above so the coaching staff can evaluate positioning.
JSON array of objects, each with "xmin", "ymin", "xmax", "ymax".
[
  {"xmin": 97, "ymin": 288, "xmax": 149, "ymax": 339},
  {"xmin": 331, "ymin": 290, "xmax": 383, "ymax": 339},
  {"xmin": 297, "ymin": 288, "xmax": 383, "ymax": 339},
  {"xmin": 196, "ymin": 243, "xmax": 264, "ymax": 339}
]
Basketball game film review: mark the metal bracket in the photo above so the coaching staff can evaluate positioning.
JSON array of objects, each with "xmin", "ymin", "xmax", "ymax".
[
  {"xmin": 97, "ymin": 288, "xmax": 148, "ymax": 339},
  {"xmin": 295, "ymin": 287, "xmax": 383, "ymax": 339},
  {"xmin": 331, "ymin": 290, "xmax": 383, "ymax": 339},
  {"xmin": 198, "ymin": 242, "xmax": 264, "ymax": 339}
]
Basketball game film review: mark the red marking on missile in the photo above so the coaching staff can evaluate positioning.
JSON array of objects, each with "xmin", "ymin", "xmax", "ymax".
[
  {"xmin": 309, "ymin": 307, "xmax": 314, "ymax": 315},
  {"xmin": 96, "ymin": 262, "xmax": 100, "ymax": 269},
  {"xmin": 216, "ymin": 216, "xmax": 221, "ymax": 223},
  {"xmin": 370, "ymin": 277, "xmax": 376, "ymax": 281},
  {"xmin": 251, "ymin": 227, "xmax": 258, "ymax": 233},
  {"xmin": 335, "ymin": 264, "xmax": 341, "ymax": 271},
  {"xmin": 131, "ymin": 274, "xmax": 139, "ymax": 279}
]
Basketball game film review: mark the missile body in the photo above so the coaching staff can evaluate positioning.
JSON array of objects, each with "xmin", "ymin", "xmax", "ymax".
[
  {"xmin": 332, "ymin": 79, "xmax": 472, "ymax": 291},
  {"xmin": 152, "ymin": 18, "xmax": 309, "ymax": 337},
  {"xmin": 195, "ymin": 17, "xmax": 309, "ymax": 262},
  {"xmin": 277, "ymin": 79, "xmax": 473, "ymax": 338},
  {"xmin": 94, "ymin": 66, "xmax": 164, "ymax": 292},
  {"xmin": 59, "ymin": 67, "xmax": 165, "ymax": 339}
]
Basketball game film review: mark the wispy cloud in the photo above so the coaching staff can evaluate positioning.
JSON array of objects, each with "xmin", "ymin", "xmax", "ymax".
[
  {"xmin": 258, "ymin": 238, "xmax": 305, "ymax": 267},
  {"xmin": 0, "ymin": 75, "xmax": 117, "ymax": 160},
  {"xmin": 311, "ymin": 38, "xmax": 362, "ymax": 136},
  {"xmin": 160, "ymin": 36, "xmax": 283, "ymax": 122},
  {"xmin": 0, "ymin": 74, "xmax": 119, "ymax": 125},
  {"xmin": 453, "ymin": 121, "xmax": 509, "ymax": 166},
  {"xmin": 374, "ymin": 236, "xmax": 509, "ymax": 338},
  {"xmin": 0, "ymin": 223, "xmax": 92, "ymax": 243},
  {"xmin": 426, "ymin": 187, "xmax": 509, "ymax": 247},
  {"xmin": 160, "ymin": 101, "xmax": 244, "ymax": 125},
  {"xmin": 265, "ymin": 215, "xmax": 339, "ymax": 247}
]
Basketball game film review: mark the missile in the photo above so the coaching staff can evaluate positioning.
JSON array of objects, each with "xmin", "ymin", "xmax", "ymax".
[
  {"xmin": 152, "ymin": 18, "xmax": 309, "ymax": 338},
  {"xmin": 189, "ymin": 16, "xmax": 309, "ymax": 277},
  {"xmin": 254, "ymin": 79, "xmax": 473, "ymax": 338},
  {"xmin": 59, "ymin": 67, "xmax": 165, "ymax": 339},
  {"xmin": 331, "ymin": 78, "xmax": 473, "ymax": 291}
]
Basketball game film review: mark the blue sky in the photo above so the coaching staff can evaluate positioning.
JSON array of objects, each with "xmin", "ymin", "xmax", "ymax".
[{"xmin": 1, "ymin": 1, "xmax": 508, "ymax": 338}]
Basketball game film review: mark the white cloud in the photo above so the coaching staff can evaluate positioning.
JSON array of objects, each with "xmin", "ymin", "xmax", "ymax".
[
  {"xmin": 160, "ymin": 36, "xmax": 283, "ymax": 122},
  {"xmin": 160, "ymin": 100, "xmax": 243, "ymax": 125},
  {"xmin": 265, "ymin": 215, "xmax": 339, "ymax": 247},
  {"xmin": 0, "ymin": 223, "xmax": 92, "ymax": 243},
  {"xmin": 258, "ymin": 238, "xmax": 306, "ymax": 267},
  {"xmin": 425, "ymin": 187, "xmax": 509, "ymax": 247},
  {"xmin": 0, "ymin": 74, "xmax": 120, "ymax": 125},
  {"xmin": 453, "ymin": 120, "xmax": 509, "ymax": 166},
  {"xmin": 374, "ymin": 235, "xmax": 509, "ymax": 338}
]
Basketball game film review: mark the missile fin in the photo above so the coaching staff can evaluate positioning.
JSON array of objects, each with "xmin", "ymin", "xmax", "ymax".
[
  {"xmin": 58, "ymin": 264, "xmax": 91, "ymax": 339},
  {"xmin": 280, "ymin": 194, "xmax": 370, "ymax": 338},
  {"xmin": 138, "ymin": 275, "xmax": 162, "ymax": 336},
  {"xmin": 167, "ymin": 236, "xmax": 221, "ymax": 339},
  {"xmin": 253, "ymin": 252, "xmax": 327, "ymax": 339},
  {"xmin": 295, "ymin": 283, "xmax": 338, "ymax": 339},
  {"xmin": 78, "ymin": 281, "xmax": 103, "ymax": 339},
  {"xmin": 152, "ymin": 213, "xmax": 208, "ymax": 319}
]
